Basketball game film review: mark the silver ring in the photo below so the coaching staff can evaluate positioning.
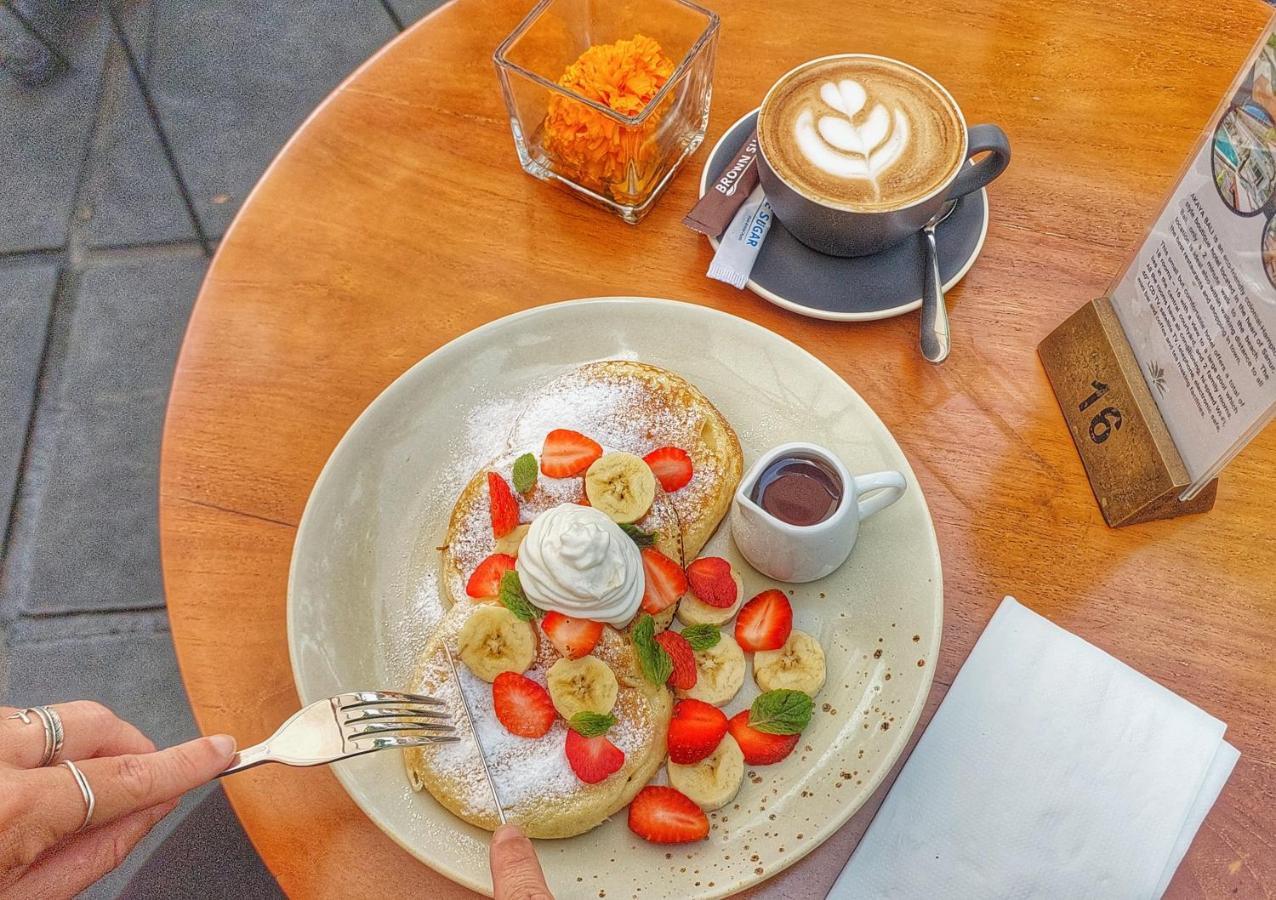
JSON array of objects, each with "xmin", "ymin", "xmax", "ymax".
[
  {"xmin": 32, "ymin": 706, "xmax": 65, "ymax": 765},
  {"xmin": 7, "ymin": 706, "xmax": 63, "ymax": 766},
  {"xmin": 61, "ymin": 760, "xmax": 95, "ymax": 832}
]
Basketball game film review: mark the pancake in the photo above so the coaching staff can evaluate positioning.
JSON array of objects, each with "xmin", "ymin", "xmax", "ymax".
[
  {"xmin": 440, "ymin": 446, "xmax": 684, "ymax": 616},
  {"xmin": 404, "ymin": 602, "xmax": 672, "ymax": 838},
  {"xmin": 506, "ymin": 360, "xmax": 743, "ymax": 564}
]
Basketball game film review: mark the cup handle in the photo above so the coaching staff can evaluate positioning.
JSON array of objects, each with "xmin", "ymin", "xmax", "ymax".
[
  {"xmin": 854, "ymin": 471, "xmax": 907, "ymax": 521},
  {"xmin": 945, "ymin": 124, "xmax": 1011, "ymax": 200}
]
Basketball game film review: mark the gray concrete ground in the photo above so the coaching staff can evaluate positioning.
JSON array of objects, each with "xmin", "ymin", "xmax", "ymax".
[{"xmin": 0, "ymin": 0, "xmax": 441, "ymax": 894}]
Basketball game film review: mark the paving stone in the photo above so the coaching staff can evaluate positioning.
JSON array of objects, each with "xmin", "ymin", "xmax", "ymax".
[
  {"xmin": 84, "ymin": 0, "xmax": 403, "ymax": 247},
  {"xmin": 0, "ymin": 3, "xmax": 105, "ymax": 252},
  {"xmin": 387, "ymin": 0, "xmax": 447, "ymax": 25},
  {"xmin": 116, "ymin": 787, "xmax": 283, "ymax": 900},
  {"xmin": 9, "ymin": 255, "xmax": 206, "ymax": 616},
  {"xmin": 1, "ymin": 623, "xmax": 216, "ymax": 898},
  {"xmin": 0, "ymin": 263, "xmax": 57, "ymax": 542}
]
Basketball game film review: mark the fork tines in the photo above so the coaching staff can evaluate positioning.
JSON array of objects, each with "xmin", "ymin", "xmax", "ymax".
[
  {"xmin": 336, "ymin": 690, "xmax": 457, "ymax": 748},
  {"xmin": 337, "ymin": 690, "xmax": 446, "ymax": 709}
]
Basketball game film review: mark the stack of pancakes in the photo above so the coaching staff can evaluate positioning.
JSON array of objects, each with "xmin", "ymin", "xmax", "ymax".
[{"xmin": 406, "ymin": 361, "xmax": 743, "ymax": 838}]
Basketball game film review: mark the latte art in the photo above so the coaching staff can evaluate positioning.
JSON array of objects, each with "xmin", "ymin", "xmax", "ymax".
[
  {"xmin": 795, "ymin": 79, "xmax": 911, "ymax": 183},
  {"xmin": 759, "ymin": 57, "xmax": 965, "ymax": 211}
]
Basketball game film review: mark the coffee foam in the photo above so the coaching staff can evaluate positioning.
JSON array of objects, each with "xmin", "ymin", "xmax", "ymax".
[{"xmin": 760, "ymin": 57, "xmax": 965, "ymax": 211}]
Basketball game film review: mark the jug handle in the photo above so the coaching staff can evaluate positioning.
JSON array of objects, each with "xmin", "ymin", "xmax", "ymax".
[{"xmin": 854, "ymin": 471, "xmax": 907, "ymax": 521}]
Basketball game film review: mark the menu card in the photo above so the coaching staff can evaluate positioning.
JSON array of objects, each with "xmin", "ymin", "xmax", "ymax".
[{"xmin": 1108, "ymin": 25, "xmax": 1276, "ymax": 498}]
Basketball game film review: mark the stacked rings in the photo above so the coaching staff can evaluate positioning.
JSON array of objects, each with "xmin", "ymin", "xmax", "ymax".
[{"xmin": 5, "ymin": 705, "xmax": 65, "ymax": 766}]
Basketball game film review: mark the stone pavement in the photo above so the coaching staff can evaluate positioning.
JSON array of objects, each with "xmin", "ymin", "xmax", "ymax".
[{"xmin": 0, "ymin": 0, "xmax": 441, "ymax": 894}]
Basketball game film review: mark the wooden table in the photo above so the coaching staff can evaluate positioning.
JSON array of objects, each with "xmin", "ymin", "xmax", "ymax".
[{"xmin": 159, "ymin": 0, "xmax": 1276, "ymax": 895}]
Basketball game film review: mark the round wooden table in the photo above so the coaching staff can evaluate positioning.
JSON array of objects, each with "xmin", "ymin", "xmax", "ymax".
[{"xmin": 160, "ymin": 0, "xmax": 1276, "ymax": 895}]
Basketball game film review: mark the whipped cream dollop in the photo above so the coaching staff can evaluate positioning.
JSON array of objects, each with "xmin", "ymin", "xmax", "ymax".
[{"xmin": 515, "ymin": 504, "xmax": 642, "ymax": 626}]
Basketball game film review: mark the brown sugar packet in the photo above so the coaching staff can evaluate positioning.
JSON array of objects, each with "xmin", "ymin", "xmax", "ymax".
[{"xmin": 683, "ymin": 130, "xmax": 760, "ymax": 238}]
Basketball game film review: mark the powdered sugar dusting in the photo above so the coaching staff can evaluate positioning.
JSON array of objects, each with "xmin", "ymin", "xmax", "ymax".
[
  {"xmin": 506, "ymin": 364, "xmax": 728, "ymax": 549},
  {"xmin": 413, "ymin": 620, "xmax": 655, "ymax": 817}
]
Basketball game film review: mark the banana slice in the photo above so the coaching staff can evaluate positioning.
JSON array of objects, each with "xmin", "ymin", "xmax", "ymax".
[
  {"xmin": 546, "ymin": 655, "xmax": 619, "ymax": 720},
  {"xmin": 456, "ymin": 606, "xmax": 537, "ymax": 682},
  {"xmin": 584, "ymin": 452, "xmax": 655, "ymax": 524},
  {"xmin": 494, "ymin": 523, "xmax": 530, "ymax": 557},
  {"xmin": 668, "ymin": 733, "xmax": 744, "ymax": 811},
  {"xmin": 676, "ymin": 571, "xmax": 745, "ymax": 627},
  {"xmin": 753, "ymin": 629, "xmax": 826, "ymax": 696},
  {"xmin": 677, "ymin": 634, "xmax": 745, "ymax": 706}
]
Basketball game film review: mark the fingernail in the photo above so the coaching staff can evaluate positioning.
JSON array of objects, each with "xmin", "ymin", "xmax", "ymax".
[
  {"xmin": 209, "ymin": 733, "xmax": 236, "ymax": 757},
  {"xmin": 492, "ymin": 824, "xmax": 525, "ymax": 844}
]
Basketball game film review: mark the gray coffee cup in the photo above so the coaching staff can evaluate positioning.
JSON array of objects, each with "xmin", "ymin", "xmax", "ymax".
[{"xmin": 756, "ymin": 55, "xmax": 1011, "ymax": 258}]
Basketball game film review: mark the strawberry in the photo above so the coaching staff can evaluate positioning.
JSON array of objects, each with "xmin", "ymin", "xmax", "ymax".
[
  {"xmin": 666, "ymin": 699, "xmax": 728, "ymax": 764},
  {"xmin": 640, "ymin": 547, "xmax": 688, "ymax": 614},
  {"xmin": 655, "ymin": 630, "xmax": 697, "ymax": 691},
  {"xmin": 728, "ymin": 709, "xmax": 800, "ymax": 765},
  {"xmin": 492, "ymin": 672, "xmax": 555, "ymax": 739},
  {"xmin": 685, "ymin": 556, "xmax": 738, "ymax": 608},
  {"xmin": 627, "ymin": 786, "xmax": 709, "ymax": 844},
  {"xmin": 735, "ymin": 589, "xmax": 793, "ymax": 652},
  {"xmin": 565, "ymin": 728, "xmax": 625, "ymax": 784},
  {"xmin": 542, "ymin": 612, "xmax": 604, "ymax": 659},
  {"xmin": 540, "ymin": 429, "xmax": 603, "ymax": 478},
  {"xmin": 487, "ymin": 472, "xmax": 519, "ymax": 538},
  {"xmin": 643, "ymin": 446, "xmax": 693, "ymax": 492},
  {"xmin": 465, "ymin": 553, "xmax": 517, "ymax": 599}
]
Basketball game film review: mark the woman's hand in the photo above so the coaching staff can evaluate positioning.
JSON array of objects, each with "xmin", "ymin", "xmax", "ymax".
[
  {"xmin": 489, "ymin": 824, "xmax": 553, "ymax": 900},
  {"xmin": 0, "ymin": 701, "xmax": 236, "ymax": 899}
]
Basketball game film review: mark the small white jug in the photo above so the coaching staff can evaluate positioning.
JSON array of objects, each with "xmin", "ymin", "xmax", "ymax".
[{"xmin": 730, "ymin": 442, "xmax": 906, "ymax": 583}]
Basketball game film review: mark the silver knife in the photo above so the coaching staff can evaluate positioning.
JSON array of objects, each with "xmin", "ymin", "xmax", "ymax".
[{"xmin": 442, "ymin": 643, "xmax": 508, "ymax": 825}]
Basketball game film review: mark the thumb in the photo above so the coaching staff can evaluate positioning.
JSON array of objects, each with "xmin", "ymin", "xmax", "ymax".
[{"xmin": 490, "ymin": 825, "xmax": 553, "ymax": 900}]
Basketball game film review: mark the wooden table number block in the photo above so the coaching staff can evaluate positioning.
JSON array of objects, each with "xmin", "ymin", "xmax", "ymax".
[{"xmin": 1038, "ymin": 297, "xmax": 1218, "ymax": 527}]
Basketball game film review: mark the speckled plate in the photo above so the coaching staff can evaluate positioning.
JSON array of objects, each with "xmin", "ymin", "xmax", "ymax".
[
  {"xmin": 288, "ymin": 298, "xmax": 942, "ymax": 898},
  {"xmin": 700, "ymin": 110, "xmax": 989, "ymax": 322}
]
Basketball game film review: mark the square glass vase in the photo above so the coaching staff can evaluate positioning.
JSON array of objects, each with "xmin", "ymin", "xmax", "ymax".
[{"xmin": 494, "ymin": 0, "xmax": 720, "ymax": 224}]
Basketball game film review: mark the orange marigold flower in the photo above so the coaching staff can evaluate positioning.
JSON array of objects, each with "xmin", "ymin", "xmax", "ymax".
[{"xmin": 542, "ymin": 35, "xmax": 676, "ymax": 199}]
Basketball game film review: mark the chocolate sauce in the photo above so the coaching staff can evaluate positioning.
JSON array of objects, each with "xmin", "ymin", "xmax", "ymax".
[{"xmin": 749, "ymin": 455, "xmax": 842, "ymax": 526}]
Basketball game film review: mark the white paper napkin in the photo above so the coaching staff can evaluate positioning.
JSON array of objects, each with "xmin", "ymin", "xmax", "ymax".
[{"xmin": 830, "ymin": 597, "xmax": 1238, "ymax": 900}]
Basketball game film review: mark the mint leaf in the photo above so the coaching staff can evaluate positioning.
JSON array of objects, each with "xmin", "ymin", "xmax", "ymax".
[
  {"xmin": 511, "ymin": 453, "xmax": 537, "ymax": 495},
  {"xmin": 498, "ymin": 570, "xmax": 543, "ymax": 622},
  {"xmin": 569, "ymin": 711, "xmax": 617, "ymax": 737},
  {"xmin": 748, "ymin": 689, "xmax": 813, "ymax": 735},
  {"xmin": 619, "ymin": 523, "xmax": 658, "ymax": 548},
  {"xmin": 680, "ymin": 624, "xmax": 721, "ymax": 652},
  {"xmin": 631, "ymin": 613, "xmax": 673, "ymax": 685}
]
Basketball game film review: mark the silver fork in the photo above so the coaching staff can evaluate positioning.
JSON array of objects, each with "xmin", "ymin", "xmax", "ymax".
[{"xmin": 218, "ymin": 690, "xmax": 457, "ymax": 776}]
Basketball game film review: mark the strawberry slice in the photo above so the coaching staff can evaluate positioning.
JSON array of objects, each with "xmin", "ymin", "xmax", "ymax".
[
  {"xmin": 465, "ymin": 553, "xmax": 517, "ymax": 599},
  {"xmin": 487, "ymin": 472, "xmax": 519, "ymax": 538},
  {"xmin": 728, "ymin": 709, "xmax": 800, "ymax": 765},
  {"xmin": 655, "ymin": 630, "xmax": 697, "ymax": 691},
  {"xmin": 666, "ymin": 699, "xmax": 728, "ymax": 764},
  {"xmin": 565, "ymin": 728, "xmax": 625, "ymax": 784},
  {"xmin": 628, "ymin": 786, "xmax": 709, "ymax": 844},
  {"xmin": 640, "ymin": 547, "xmax": 688, "ymax": 614},
  {"xmin": 685, "ymin": 557, "xmax": 738, "ymax": 608},
  {"xmin": 542, "ymin": 612, "xmax": 604, "ymax": 659},
  {"xmin": 492, "ymin": 672, "xmax": 555, "ymax": 739},
  {"xmin": 644, "ymin": 446, "xmax": 693, "ymax": 492},
  {"xmin": 540, "ymin": 429, "xmax": 603, "ymax": 478},
  {"xmin": 734, "ymin": 589, "xmax": 793, "ymax": 652}
]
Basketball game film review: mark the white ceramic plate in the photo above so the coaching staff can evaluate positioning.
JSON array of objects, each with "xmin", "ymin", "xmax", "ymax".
[{"xmin": 288, "ymin": 298, "xmax": 942, "ymax": 898}]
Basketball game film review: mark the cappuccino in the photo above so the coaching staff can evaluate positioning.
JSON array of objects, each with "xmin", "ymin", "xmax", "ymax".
[{"xmin": 759, "ymin": 56, "xmax": 965, "ymax": 212}]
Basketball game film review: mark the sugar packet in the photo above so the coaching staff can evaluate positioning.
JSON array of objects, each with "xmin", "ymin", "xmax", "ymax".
[{"xmin": 707, "ymin": 185, "xmax": 773, "ymax": 289}]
